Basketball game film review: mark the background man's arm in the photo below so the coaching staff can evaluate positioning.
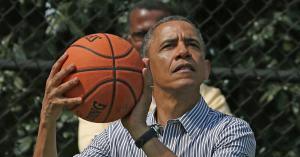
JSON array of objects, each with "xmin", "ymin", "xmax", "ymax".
[{"xmin": 200, "ymin": 84, "xmax": 232, "ymax": 115}]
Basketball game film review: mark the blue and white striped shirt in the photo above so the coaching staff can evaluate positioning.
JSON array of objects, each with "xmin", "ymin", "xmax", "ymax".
[{"xmin": 75, "ymin": 97, "xmax": 256, "ymax": 157}]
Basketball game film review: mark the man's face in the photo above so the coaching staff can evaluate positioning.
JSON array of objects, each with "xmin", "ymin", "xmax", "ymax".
[
  {"xmin": 128, "ymin": 8, "xmax": 169, "ymax": 52},
  {"xmin": 148, "ymin": 20, "xmax": 210, "ymax": 90}
]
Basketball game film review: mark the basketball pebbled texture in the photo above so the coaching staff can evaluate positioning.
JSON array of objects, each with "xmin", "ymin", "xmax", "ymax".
[{"xmin": 61, "ymin": 33, "xmax": 144, "ymax": 123}]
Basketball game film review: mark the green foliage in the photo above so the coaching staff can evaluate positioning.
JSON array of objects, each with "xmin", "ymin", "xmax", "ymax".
[{"xmin": 215, "ymin": 5, "xmax": 300, "ymax": 157}]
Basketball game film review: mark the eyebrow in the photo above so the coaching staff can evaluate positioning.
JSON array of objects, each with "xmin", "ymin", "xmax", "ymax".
[
  {"xmin": 131, "ymin": 30, "xmax": 148, "ymax": 36},
  {"xmin": 160, "ymin": 38, "xmax": 177, "ymax": 46},
  {"xmin": 185, "ymin": 37, "xmax": 201, "ymax": 44},
  {"xmin": 160, "ymin": 37, "xmax": 201, "ymax": 47}
]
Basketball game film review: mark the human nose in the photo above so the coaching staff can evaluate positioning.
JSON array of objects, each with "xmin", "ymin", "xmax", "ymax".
[{"xmin": 175, "ymin": 41, "xmax": 190, "ymax": 59}]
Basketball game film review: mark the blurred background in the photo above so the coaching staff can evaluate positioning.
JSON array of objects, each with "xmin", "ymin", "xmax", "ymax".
[{"xmin": 0, "ymin": 0, "xmax": 299, "ymax": 156}]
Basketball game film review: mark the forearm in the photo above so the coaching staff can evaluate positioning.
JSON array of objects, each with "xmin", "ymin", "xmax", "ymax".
[
  {"xmin": 122, "ymin": 60, "xmax": 176, "ymax": 156},
  {"xmin": 142, "ymin": 138, "xmax": 176, "ymax": 157},
  {"xmin": 33, "ymin": 53, "xmax": 82, "ymax": 157},
  {"xmin": 33, "ymin": 120, "xmax": 58, "ymax": 157}
]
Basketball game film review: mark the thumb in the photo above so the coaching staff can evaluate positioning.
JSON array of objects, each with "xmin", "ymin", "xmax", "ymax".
[
  {"xmin": 140, "ymin": 58, "xmax": 152, "ymax": 108},
  {"xmin": 121, "ymin": 58, "xmax": 152, "ymax": 128}
]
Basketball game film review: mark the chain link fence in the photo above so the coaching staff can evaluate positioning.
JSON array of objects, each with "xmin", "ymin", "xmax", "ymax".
[{"xmin": 0, "ymin": 0, "xmax": 299, "ymax": 156}]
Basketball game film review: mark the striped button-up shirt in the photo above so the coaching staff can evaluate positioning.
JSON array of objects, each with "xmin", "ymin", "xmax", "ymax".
[{"xmin": 75, "ymin": 97, "xmax": 256, "ymax": 157}]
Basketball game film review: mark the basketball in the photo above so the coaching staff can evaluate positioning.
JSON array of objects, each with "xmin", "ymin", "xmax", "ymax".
[{"xmin": 61, "ymin": 33, "xmax": 144, "ymax": 123}]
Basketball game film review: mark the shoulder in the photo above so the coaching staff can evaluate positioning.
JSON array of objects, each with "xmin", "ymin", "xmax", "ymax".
[
  {"xmin": 207, "ymin": 111, "xmax": 256, "ymax": 156},
  {"xmin": 220, "ymin": 116, "xmax": 255, "ymax": 141},
  {"xmin": 207, "ymin": 110, "xmax": 254, "ymax": 136},
  {"xmin": 77, "ymin": 121, "xmax": 133, "ymax": 156},
  {"xmin": 105, "ymin": 120, "xmax": 132, "ymax": 139},
  {"xmin": 89, "ymin": 121, "xmax": 131, "ymax": 147}
]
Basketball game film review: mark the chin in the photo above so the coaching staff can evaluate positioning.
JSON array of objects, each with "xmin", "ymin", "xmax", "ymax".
[{"xmin": 171, "ymin": 79, "xmax": 200, "ymax": 90}]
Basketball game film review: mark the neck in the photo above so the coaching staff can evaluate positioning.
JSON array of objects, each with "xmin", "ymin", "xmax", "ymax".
[{"xmin": 153, "ymin": 86, "xmax": 200, "ymax": 126}]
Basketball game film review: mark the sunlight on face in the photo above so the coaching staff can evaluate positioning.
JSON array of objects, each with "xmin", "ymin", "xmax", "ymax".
[{"xmin": 148, "ymin": 20, "xmax": 210, "ymax": 91}]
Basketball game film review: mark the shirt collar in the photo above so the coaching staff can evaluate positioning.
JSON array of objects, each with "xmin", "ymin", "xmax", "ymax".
[
  {"xmin": 178, "ymin": 96, "xmax": 210, "ymax": 138},
  {"xmin": 146, "ymin": 109, "xmax": 157, "ymax": 126},
  {"xmin": 146, "ymin": 96, "xmax": 210, "ymax": 138}
]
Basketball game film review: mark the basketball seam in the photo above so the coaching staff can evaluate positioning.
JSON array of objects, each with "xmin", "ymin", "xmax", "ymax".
[
  {"xmin": 116, "ymin": 79, "xmax": 138, "ymax": 104},
  {"xmin": 103, "ymin": 33, "xmax": 117, "ymax": 122},
  {"xmin": 68, "ymin": 79, "xmax": 114, "ymax": 111},
  {"xmin": 69, "ymin": 33, "xmax": 142, "ymax": 122},
  {"xmin": 69, "ymin": 79, "xmax": 139, "ymax": 122},
  {"xmin": 70, "ymin": 45, "xmax": 133, "ymax": 59},
  {"xmin": 75, "ymin": 67, "xmax": 142, "ymax": 74}
]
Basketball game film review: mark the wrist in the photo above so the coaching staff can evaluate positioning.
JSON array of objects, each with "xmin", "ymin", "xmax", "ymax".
[
  {"xmin": 40, "ymin": 118, "xmax": 57, "ymax": 130},
  {"xmin": 134, "ymin": 124, "xmax": 160, "ymax": 148},
  {"xmin": 128, "ymin": 125, "xmax": 149, "ymax": 140}
]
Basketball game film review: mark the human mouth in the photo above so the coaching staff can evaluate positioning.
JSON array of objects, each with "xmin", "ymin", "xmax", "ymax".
[{"xmin": 172, "ymin": 64, "xmax": 195, "ymax": 73}]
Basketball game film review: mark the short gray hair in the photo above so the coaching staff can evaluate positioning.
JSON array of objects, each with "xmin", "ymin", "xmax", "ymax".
[
  {"xmin": 141, "ymin": 16, "xmax": 206, "ymax": 57},
  {"xmin": 128, "ymin": 0, "xmax": 173, "ymax": 24}
]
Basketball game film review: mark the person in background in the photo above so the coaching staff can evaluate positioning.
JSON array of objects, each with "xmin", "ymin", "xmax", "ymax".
[{"xmin": 78, "ymin": 0, "xmax": 232, "ymax": 152}]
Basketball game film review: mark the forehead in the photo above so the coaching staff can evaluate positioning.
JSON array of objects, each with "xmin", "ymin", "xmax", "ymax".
[
  {"xmin": 153, "ymin": 20, "xmax": 199, "ymax": 41},
  {"xmin": 129, "ymin": 9, "xmax": 169, "ymax": 27}
]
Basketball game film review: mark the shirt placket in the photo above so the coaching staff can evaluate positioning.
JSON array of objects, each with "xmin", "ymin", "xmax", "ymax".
[{"xmin": 161, "ymin": 120, "xmax": 184, "ymax": 152}]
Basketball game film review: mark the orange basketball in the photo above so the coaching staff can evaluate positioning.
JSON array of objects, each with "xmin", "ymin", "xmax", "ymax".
[{"xmin": 61, "ymin": 33, "xmax": 144, "ymax": 123}]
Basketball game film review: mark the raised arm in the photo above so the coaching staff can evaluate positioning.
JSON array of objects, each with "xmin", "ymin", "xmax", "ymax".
[
  {"xmin": 33, "ymin": 53, "xmax": 82, "ymax": 157},
  {"xmin": 121, "ymin": 58, "xmax": 177, "ymax": 157}
]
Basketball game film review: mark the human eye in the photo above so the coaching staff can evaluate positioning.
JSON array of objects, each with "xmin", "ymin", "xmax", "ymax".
[
  {"xmin": 190, "ymin": 42, "xmax": 200, "ymax": 48},
  {"xmin": 187, "ymin": 40, "xmax": 201, "ymax": 49},
  {"xmin": 161, "ymin": 42, "xmax": 176, "ymax": 50},
  {"xmin": 163, "ymin": 43, "xmax": 173, "ymax": 49},
  {"xmin": 131, "ymin": 31, "xmax": 148, "ymax": 41}
]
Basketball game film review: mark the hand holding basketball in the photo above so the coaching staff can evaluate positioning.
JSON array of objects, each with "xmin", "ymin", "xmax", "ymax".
[
  {"xmin": 62, "ymin": 33, "xmax": 144, "ymax": 123},
  {"xmin": 41, "ymin": 53, "xmax": 82, "ymax": 123},
  {"xmin": 121, "ymin": 58, "xmax": 153, "ymax": 139}
]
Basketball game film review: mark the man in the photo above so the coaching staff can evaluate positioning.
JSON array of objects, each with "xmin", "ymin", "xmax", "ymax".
[
  {"xmin": 78, "ymin": 0, "xmax": 232, "ymax": 152},
  {"xmin": 33, "ymin": 16, "xmax": 255, "ymax": 157}
]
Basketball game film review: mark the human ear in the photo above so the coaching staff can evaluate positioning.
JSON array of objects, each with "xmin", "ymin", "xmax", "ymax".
[
  {"xmin": 127, "ymin": 35, "xmax": 133, "ymax": 44},
  {"xmin": 204, "ymin": 60, "xmax": 211, "ymax": 80}
]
